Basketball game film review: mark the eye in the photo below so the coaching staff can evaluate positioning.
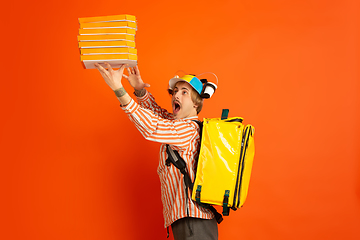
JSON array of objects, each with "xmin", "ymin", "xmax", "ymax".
[{"xmin": 182, "ymin": 90, "xmax": 188, "ymax": 95}]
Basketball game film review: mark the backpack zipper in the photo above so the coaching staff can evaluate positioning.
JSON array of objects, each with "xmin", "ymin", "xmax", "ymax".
[
  {"xmin": 232, "ymin": 126, "xmax": 248, "ymax": 208},
  {"xmin": 236, "ymin": 126, "xmax": 251, "ymax": 208}
]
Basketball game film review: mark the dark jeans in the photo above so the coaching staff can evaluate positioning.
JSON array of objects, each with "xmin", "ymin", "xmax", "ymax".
[{"xmin": 171, "ymin": 217, "xmax": 218, "ymax": 240}]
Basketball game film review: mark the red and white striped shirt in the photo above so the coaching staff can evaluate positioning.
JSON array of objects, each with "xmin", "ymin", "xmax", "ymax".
[{"xmin": 121, "ymin": 90, "xmax": 213, "ymax": 228}]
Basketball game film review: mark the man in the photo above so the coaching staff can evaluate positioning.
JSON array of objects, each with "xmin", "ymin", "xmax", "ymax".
[{"xmin": 95, "ymin": 62, "xmax": 218, "ymax": 240}]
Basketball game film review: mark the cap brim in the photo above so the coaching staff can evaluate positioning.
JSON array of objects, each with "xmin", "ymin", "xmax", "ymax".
[{"xmin": 168, "ymin": 78, "xmax": 186, "ymax": 90}]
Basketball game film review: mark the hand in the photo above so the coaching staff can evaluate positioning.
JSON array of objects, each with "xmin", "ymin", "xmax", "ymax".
[
  {"xmin": 123, "ymin": 66, "xmax": 150, "ymax": 90},
  {"xmin": 94, "ymin": 62, "xmax": 126, "ymax": 90}
]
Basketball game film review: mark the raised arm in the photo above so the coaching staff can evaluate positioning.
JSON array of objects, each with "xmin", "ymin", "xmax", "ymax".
[
  {"xmin": 94, "ymin": 62, "xmax": 199, "ymax": 148},
  {"xmin": 94, "ymin": 62, "xmax": 131, "ymax": 106}
]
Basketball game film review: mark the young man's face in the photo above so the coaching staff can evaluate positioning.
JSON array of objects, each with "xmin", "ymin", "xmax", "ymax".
[{"xmin": 172, "ymin": 81, "xmax": 198, "ymax": 119}]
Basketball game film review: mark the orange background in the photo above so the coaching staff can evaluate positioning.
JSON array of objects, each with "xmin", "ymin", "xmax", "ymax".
[{"xmin": 1, "ymin": 0, "xmax": 359, "ymax": 239}]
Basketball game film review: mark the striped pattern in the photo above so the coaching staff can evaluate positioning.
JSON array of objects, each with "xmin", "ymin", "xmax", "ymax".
[{"xmin": 121, "ymin": 91, "xmax": 214, "ymax": 228}]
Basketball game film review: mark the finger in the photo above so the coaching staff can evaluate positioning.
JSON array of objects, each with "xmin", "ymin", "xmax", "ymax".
[
  {"xmin": 134, "ymin": 65, "xmax": 140, "ymax": 75},
  {"xmin": 104, "ymin": 62, "xmax": 113, "ymax": 73},
  {"xmin": 122, "ymin": 74, "xmax": 129, "ymax": 79},
  {"xmin": 94, "ymin": 63, "xmax": 107, "ymax": 73},
  {"xmin": 119, "ymin": 64, "xmax": 126, "ymax": 72},
  {"xmin": 144, "ymin": 83, "xmax": 151, "ymax": 88},
  {"xmin": 94, "ymin": 65, "xmax": 109, "ymax": 80}
]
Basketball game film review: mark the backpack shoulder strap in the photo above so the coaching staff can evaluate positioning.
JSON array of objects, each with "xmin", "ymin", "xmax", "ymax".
[
  {"xmin": 165, "ymin": 144, "xmax": 193, "ymax": 190},
  {"xmin": 192, "ymin": 120, "xmax": 203, "ymax": 142}
]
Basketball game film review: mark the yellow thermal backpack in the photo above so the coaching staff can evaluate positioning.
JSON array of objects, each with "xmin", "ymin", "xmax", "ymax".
[{"xmin": 166, "ymin": 109, "xmax": 255, "ymax": 223}]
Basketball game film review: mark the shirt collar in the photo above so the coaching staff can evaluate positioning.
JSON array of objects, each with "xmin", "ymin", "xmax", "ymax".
[{"xmin": 182, "ymin": 116, "xmax": 199, "ymax": 121}]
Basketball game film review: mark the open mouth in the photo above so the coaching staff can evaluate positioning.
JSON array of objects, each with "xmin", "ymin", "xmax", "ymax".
[{"xmin": 173, "ymin": 101, "xmax": 181, "ymax": 114}]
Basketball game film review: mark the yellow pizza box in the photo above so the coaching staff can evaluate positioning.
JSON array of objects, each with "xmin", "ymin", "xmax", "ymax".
[
  {"xmin": 79, "ymin": 28, "xmax": 136, "ymax": 35},
  {"xmin": 80, "ymin": 21, "xmax": 137, "ymax": 29},
  {"xmin": 78, "ymin": 14, "xmax": 136, "ymax": 23},
  {"xmin": 80, "ymin": 47, "xmax": 137, "ymax": 55},
  {"xmin": 81, "ymin": 56, "xmax": 137, "ymax": 69},
  {"xmin": 77, "ymin": 34, "xmax": 135, "ymax": 42},
  {"xmin": 78, "ymin": 40, "xmax": 135, "ymax": 48},
  {"xmin": 81, "ymin": 53, "xmax": 137, "ymax": 61}
]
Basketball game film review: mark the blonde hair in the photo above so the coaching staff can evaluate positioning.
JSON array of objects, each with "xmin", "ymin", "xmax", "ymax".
[{"xmin": 191, "ymin": 89, "xmax": 204, "ymax": 114}]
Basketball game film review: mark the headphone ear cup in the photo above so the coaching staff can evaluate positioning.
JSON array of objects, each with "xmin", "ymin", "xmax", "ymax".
[{"xmin": 200, "ymin": 82, "xmax": 217, "ymax": 99}]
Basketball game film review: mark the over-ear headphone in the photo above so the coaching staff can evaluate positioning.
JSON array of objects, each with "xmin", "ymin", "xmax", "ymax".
[
  {"xmin": 199, "ymin": 78, "xmax": 217, "ymax": 99},
  {"xmin": 197, "ymin": 72, "xmax": 218, "ymax": 99}
]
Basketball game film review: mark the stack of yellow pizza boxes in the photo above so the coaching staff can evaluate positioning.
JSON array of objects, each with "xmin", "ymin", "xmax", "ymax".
[{"xmin": 78, "ymin": 14, "xmax": 137, "ymax": 69}]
